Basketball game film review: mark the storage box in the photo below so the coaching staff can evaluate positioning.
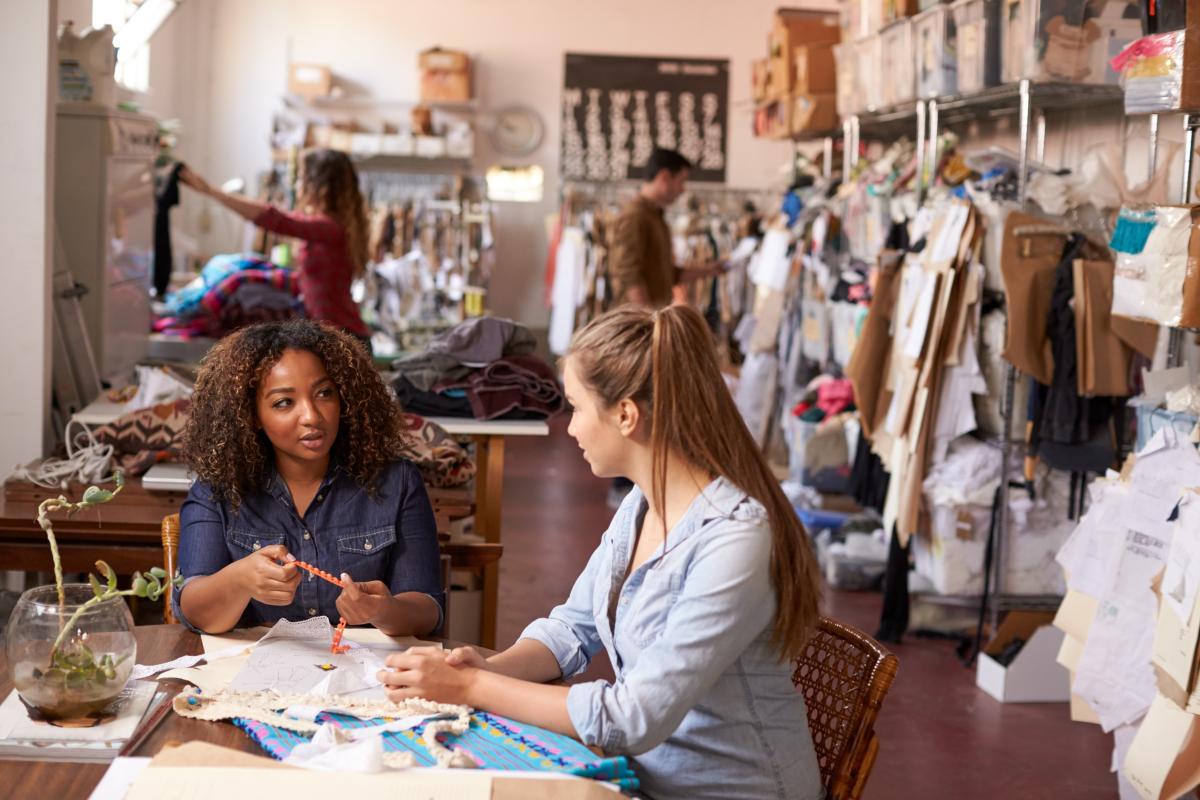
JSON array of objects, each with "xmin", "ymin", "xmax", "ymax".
[
  {"xmin": 976, "ymin": 612, "xmax": 1072, "ymax": 703},
  {"xmin": 857, "ymin": 34, "xmax": 885, "ymax": 110},
  {"xmin": 880, "ymin": 19, "xmax": 917, "ymax": 106},
  {"xmin": 288, "ymin": 63, "xmax": 332, "ymax": 99},
  {"xmin": 838, "ymin": 0, "xmax": 885, "ymax": 40},
  {"xmin": 415, "ymin": 135, "xmax": 448, "ymax": 158},
  {"xmin": 754, "ymin": 96, "xmax": 793, "ymax": 139},
  {"xmin": 770, "ymin": 9, "xmax": 841, "ymax": 97},
  {"xmin": 1002, "ymin": 0, "xmax": 1141, "ymax": 85},
  {"xmin": 795, "ymin": 43, "xmax": 838, "ymax": 93},
  {"xmin": 419, "ymin": 47, "xmax": 472, "ymax": 102},
  {"xmin": 914, "ymin": 4, "xmax": 959, "ymax": 97},
  {"xmin": 380, "ymin": 132, "xmax": 415, "ymax": 156},
  {"xmin": 834, "ymin": 41, "xmax": 861, "ymax": 115},
  {"xmin": 953, "ymin": 0, "xmax": 1003, "ymax": 93},
  {"xmin": 792, "ymin": 92, "xmax": 839, "ymax": 135}
]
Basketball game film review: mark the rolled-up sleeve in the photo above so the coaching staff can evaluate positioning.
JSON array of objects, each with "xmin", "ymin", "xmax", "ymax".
[
  {"xmin": 564, "ymin": 519, "xmax": 776, "ymax": 754},
  {"xmin": 518, "ymin": 534, "xmax": 608, "ymax": 679},
  {"xmin": 173, "ymin": 482, "xmax": 232, "ymax": 633}
]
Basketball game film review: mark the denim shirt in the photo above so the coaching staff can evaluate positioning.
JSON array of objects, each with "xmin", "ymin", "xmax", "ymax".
[
  {"xmin": 520, "ymin": 478, "xmax": 823, "ymax": 800},
  {"xmin": 173, "ymin": 459, "xmax": 443, "ymax": 634}
]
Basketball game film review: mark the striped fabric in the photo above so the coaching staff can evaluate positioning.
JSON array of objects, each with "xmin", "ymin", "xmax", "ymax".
[
  {"xmin": 198, "ymin": 268, "xmax": 300, "ymax": 317},
  {"xmin": 234, "ymin": 709, "xmax": 638, "ymax": 791}
]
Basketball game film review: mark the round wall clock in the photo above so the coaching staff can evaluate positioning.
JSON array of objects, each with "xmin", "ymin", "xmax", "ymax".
[{"xmin": 490, "ymin": 105, "xmax": 545, "ymax": 157}]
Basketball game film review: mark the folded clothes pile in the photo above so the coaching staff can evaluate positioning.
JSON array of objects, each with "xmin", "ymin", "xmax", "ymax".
[
  {"xmin": 159, "ymin": 253, "xmax": 303, "ymax": 338},
  {"xmin": 392, "ymin": 317, "xmax": 564, "ymax": 421}
]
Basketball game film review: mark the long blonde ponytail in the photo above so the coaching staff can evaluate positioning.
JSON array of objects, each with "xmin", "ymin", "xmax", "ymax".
[{"xmin": 568, "ymin": 305, "xmax": 822, "ymax": 660}]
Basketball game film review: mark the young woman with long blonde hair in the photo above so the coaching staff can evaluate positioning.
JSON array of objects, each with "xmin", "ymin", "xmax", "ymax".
[
  {"xmin": 379, "ymin": 304, "xmax": 824, "ymax": 800},
  {"xmin": 180, "ymin": 148, "xmax": 371, "ymax": 347}
]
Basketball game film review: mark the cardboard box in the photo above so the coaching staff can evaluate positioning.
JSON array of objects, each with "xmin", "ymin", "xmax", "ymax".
[
  {"xmin": 794, "ymin": 43, "xmax": 838, "ymax": 93},
  {"xmin": 976, "ymin": 611, "xmax": 1072, "ymax": 703},
  {"xmin": 754, "ymin": 97, "xmax": 793, "ymax": 139},
  {"xmin": 769, "ymin": 9, "xmax": 840, "ymax": 97},
  {"xmin": 792, "ymin": 92, "xmax": 839, "ymax": 135},
  {"xmin": 288, "ymin": 62, "xmax": 332, "ymax": 99},
  {"xmin": 419, "ymin": 47, "xmax": 472, "ymax": 103}
]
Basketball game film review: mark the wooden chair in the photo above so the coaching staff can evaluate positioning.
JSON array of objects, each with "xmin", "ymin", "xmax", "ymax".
[
  {"xmin": 159, "ymin": 513, "xmax": 454, "ymax": 630},
  {"xmin": 792, "ymin": 616, "xmax": 899, "ymax": 800}
]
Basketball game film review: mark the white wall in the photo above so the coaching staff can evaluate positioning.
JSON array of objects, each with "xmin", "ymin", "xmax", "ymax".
[
  {"xmin": 173, "ymin": 0, "xmax": 833, "ymax": 326},
  {"xmin": 0, "ymin": 0, "xmax": 55, "ymax": 471}
]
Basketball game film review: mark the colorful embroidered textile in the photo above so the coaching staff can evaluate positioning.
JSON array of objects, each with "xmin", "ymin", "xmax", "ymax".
[
  {"xmin": 401, "ymin": 413, "xmax": 475, "ymax": 488},
  {"xmin": 89, "ymin": 398, "xmax": 191, "ymax": 475},
  {"xmin": 235, "ymin": 709, "xmax": 638, "ymax": 791}
]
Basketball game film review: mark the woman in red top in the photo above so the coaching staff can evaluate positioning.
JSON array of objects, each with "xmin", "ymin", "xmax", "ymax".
[{"xmin": 180, "ymin": 149, "xmax": 371, "ymax": 344}]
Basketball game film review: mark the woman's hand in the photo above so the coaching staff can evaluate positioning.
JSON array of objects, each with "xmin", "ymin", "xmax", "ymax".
[
  {"xmin": 444, "ymin": 646, "xmax": 491, "ymax": 671},
  {"xmin": 179, "ymin": 165, "xmax": 214, "ymax": 196},
  {"xmin": 378, "ymin": 646, "xmax": 476, "ymax": 705},
  {"xmin": 336, "ymin": 575, "xmax": 392, "ymax": 625},
  {"xmin": 235, "ymin": 544, "xmax": 300, "ymax": 605}
]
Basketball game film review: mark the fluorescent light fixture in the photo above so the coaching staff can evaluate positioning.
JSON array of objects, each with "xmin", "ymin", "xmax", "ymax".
[{"xmin": 112, "ymin": 0, "xmax": 180, "ymax": 51}]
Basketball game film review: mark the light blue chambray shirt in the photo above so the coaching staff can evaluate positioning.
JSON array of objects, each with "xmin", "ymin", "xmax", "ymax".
[{"xmin": 520, "ymin": 478, "xmax": 823, "ymax": 800}]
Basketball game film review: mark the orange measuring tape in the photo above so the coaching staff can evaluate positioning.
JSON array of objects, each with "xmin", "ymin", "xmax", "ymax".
[{"xmin": 292, "ymin": 560, "xmax": 351, "ymax": 654}]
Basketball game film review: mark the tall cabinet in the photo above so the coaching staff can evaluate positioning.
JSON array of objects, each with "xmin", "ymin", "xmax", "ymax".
[{"xmin": 55, "ymin": 104, "xmax": 156, "ymax": 383}]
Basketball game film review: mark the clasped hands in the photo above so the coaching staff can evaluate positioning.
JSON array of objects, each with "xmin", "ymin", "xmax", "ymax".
[
  {"xmin": 377, "ymin": 645, "xmax": 487, "ymax": 705},
  {"xmin": 237, "ymin": 544, "xmax": 393, "ymax": 624}
]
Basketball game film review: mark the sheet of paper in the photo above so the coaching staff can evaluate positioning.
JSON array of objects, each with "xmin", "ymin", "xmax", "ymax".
[
  {"xmin": 87, "ymin": 757, "xmax": 152, "ymax": 800},
  {"xmin": 901, "ymin": 272, "xmax": 938, "ymax": 361},
  {"xmin": 126, "ymin": 767, "xmax": 619, "ymax": 799},
  {"xmin": 201, "ymin": 624, "xmax": 435, "ymax": 655},
  {"xmin": 1113, "ymin": 723, "xmax": 1142, "ymax": 800},
  {"xmin": 229, "ymin": 631, "xmax": 383, "ymax": 696},
  {"xmin": 1056, "ymin": 630, "xmax": 1086, "ymax": 671},
  {"xmin": 1161, "ymin": 494, "xmax": 1200, "ymax": 625},
  {"xmin": 1057, "ymin": 485, "xmax": 1130, "ymax": 600},
  {"xmin": 1072, "ymin": 527, "xmax": 1172, "ymax": 732},
  {"xmin": 158, "ymin": 653, "xmax": 250, "ymax": 694},
  {"xmin": 1124, "ymin": 693, "xmax": 1200, "ymax": 800}
]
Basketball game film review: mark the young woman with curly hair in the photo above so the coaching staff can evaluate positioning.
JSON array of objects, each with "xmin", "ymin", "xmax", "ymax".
[
  {"xmin": 378, "ymin": 305, "xmax": 823, "ymax": 800},
  {"xmin": 179, "ymin": 149, "xmax": 371, "ymax": 345},
  {"xmin": 173, "ymin": 319, "xmax": 442, "ymax": 636}
]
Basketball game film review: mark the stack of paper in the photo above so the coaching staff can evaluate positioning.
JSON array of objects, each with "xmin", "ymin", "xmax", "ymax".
[{"xmin": 1052, "ymin": 426, "xmax": 1200, "ymax": 799}]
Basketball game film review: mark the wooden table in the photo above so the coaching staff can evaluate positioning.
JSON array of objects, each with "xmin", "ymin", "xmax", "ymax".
[
  {"xmin": 423, "ymin": 418, "xmax": 549, "ymax": 649},
  {"xmin": 0, "ymin": 624, "xmax": 478, "ymax": 798}
]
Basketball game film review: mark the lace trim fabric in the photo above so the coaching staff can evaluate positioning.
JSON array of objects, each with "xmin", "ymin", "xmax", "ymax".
[{"xmin": 172, "ymin": 688, "xmax": 477, "ymax": 769}]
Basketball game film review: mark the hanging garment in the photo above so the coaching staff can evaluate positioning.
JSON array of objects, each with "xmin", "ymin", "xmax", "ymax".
[
  {"xmin": 999, "ymin": 212, "xmax": 1070, "ymax": 386},
  {"xmin": 549, "ymin": 227, "xmax": 586, "ymax": 356},
  {"xmin": 153, "ymin": 162, "xmax": 184, "ymax": 297},
  {"xmin": 1030, "ymin": 235, "xmax": 1124, "ymax": 474},
  {"xmin": 1073, "ymin": 257, "xmax": 1159, "ymax": 396}
]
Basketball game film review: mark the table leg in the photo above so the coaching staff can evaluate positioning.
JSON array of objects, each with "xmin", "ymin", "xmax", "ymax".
[{"xmin": 473, "ymin": 435, "xmax": 505, "ymax": 650}]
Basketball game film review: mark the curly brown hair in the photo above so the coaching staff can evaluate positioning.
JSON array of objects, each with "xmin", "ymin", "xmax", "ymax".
[
  {"xmin": 181, "ymin": 320, "xmax": 410, "ymax": 509},
  {"xmin": 298, "ymin": 148, "xmax": 369, "ymax": 278}
]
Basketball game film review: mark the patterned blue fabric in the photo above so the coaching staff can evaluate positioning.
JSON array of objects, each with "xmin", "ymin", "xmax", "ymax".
[{"xmin": 234, "ymin": 709, "xmax": 639, "ymax": 792}]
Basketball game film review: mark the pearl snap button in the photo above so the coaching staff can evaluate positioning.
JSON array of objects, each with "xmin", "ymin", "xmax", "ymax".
[{"xmin": 364, "ymin": 541, "xmax": 373, "ymax": 550}]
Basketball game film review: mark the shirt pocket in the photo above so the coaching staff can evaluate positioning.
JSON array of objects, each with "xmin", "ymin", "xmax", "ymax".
[
  {"xmin": 626, "ymin": 568, "xmax": 683, "ymax": 648},
  {"xmin": 227, "ymin": 529, "xmax": 286, "ymax": 558},
  {"xmin": 334, "ymin": 526, "xmax": 397, "ymax": 583}
]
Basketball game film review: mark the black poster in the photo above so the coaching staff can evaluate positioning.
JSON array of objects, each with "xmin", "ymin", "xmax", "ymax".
[{"xmin": 561, "ymin": 53, "xmax": 729, "ymax": 184}]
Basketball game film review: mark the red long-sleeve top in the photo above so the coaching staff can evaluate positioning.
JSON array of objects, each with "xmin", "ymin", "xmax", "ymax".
[{"xmin": 253, "ymin": 206, "xmax": 369, "ymax": 336}]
